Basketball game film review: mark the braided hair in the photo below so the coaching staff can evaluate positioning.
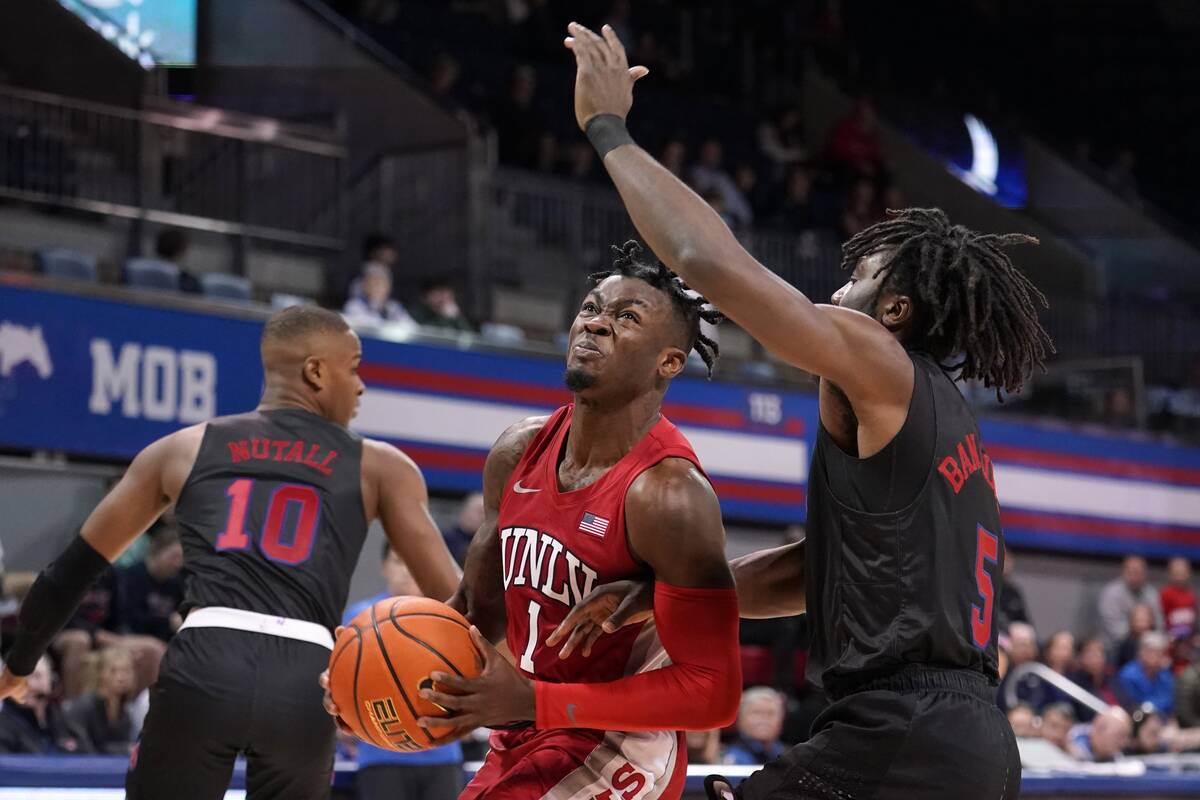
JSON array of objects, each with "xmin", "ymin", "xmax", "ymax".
[
  {"xmin": 840, "ymin": 208, "xmax": 1054, "ymax": 398},
  {"xmin": 588, "ymin": 241, "xmax": 724, "ymax": 377}
]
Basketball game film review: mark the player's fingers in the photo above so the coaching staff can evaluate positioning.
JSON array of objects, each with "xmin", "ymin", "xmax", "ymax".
[
  {"xmin": 569, "ymin": 22, "xmax": 603, "ymax": 65},
  {"xmin": 547, "ymin": 604, "xmax": 595, "ymax": 646},
  {"xmin": 334, "ymin": 625, "xmax": 346, "ymax": 638},
  {"xmin": 601, "ymin": 24, "xmax": 628, "ymax": 67},
  {"xmin": 629, "ymin": 66, "xmax": 650, "ymax": 82},
  {"xmin": 318, "ymin": 670, "xmax": 330, "ymax": 690},
  {"xmin": 428, "ymin": 671, "xmax": 469, "ymax": 691},
  {"xmin": 558, "ymin": 621, "xmax": 593, "ymax": 659},
  {"xmin": 335, "ymin": 716, "xmax": 354, "ymax": 736},
  {"xmin": 420, "ymin": 688, "xmax": 465, "ymax": 711},
  {"xmin": 603, "ymin": 590, "xmax": 641, "ymax": 633},
  {"xmin": 581, "ymin": 625, "xmax": 605, "ymax": 659},
  {"xmin": 468, "ymin": 625, "xmax": 494, "ymax": 663}
]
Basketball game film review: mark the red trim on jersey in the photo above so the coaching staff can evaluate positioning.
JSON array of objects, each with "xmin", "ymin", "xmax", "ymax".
[{"xmin": 535, "ymin": 582, "xmax": 741, "ymax": 732}]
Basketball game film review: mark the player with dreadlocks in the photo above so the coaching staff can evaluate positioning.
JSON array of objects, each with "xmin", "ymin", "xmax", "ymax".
[
  {"xmin": 546, "ymin": 23, "xmax": 1051, "ymax": 800},
  {"xmin": 321, "ymin": 241, "xmax": 745, "ymax": 799}
]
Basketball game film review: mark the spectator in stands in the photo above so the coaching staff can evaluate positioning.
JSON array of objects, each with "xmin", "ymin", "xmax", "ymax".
[
  {"xmin": 661, "ymin": 138, "xmax": 687, "ymax": 180},
  {"xmin": 827, "ymin": 95, "xmax": 883, "ymax": 177},
  {"xmin": 64, "ymin": 646, "xmax": 137, "ymax": 755},
  {"xmin": 1114, "ymin": 603, "xmax": 1159, "ymax": 668},
  {"xmin": 1040, "ymin": 702, "xmax": 1077, "ymax": 755},
  {"xmin": 690, "ymin": 138, "xmax": 754, "ymax": 228},
  {"xmin": 1070, "ymin": 706, "xmax": 1132, "ymax": 762},
  {"xmin": 411, "ymin": 278, "xmax": 475, "ymax": 333},
  {"xmin": 441, "ymin": 492, "xmax": 484, "ymax": 566},
  {"xmin": 701, "ymin": 189, "xmax": 739, "ymax": 232},
  {"xmin": 996, "ymin": 545, "xmax": 1033, "ymax": 632},
  {"xmin": 1043, "ymin": 630, "xmax": 1076, "ymax": 677},
  {"xmin": 344, "ymin": 235, "xmax": 414, "ymax": 328},
  {"xmin": 1161, "ymin": 556, "xmax": 1197, "ymax": 643},
  {"xmin": 734, "ymin": 164, "xmax": 776, "ymax": 221},
  {"xmin": 52, "ymin": 566, "xmax": 121, "ymax": 698},
  {"xmin": 758, "ymin": 107, "xmax": 808, "ymax": 180},
  {"xmin": 1005, "ymin": 702, "xmax": 1038, "ymax": 738},
  {"xmin": 345, "ymin": 545, "xmax": 463, "ymax": 800},
  {"xmin": 0, "ymin": 656, "xmax": 77, "ymax": 753},
  {"xmin": 492, "ymin": 65, "xmax": 553, "ymax": 171},
  {"xmin": 1178, "ymin": 659, "xmax": 1200, "ymax": 727},
  {"xmin": 1127, "ymin": 703, "xmax": 1169, "ymax": 755},
  {"xmin": 428, "ymin": 52, "xmax": 463, "ymax": 104},
  {"xmin": 116, "ymin": 527, "xmax": 184, "ymax": 642},
  {"xmin": 155, "ymin": 227, "xmax": 199, "ymax": 293},
  {"xmin": 685, "ymin": 729, "xmax": 723, "ymax": 765},
  {"xmin": 840, "ymin": 177, "xmax": 880, "ymax": 239},
  {"xmin": 769, "ymin": 166, "xmax": 827, "ymax": 233},
  {"xmin": 1099, "ymin": 555, "xmax": 1163, "ymax": 648},
  {"xmin": 1069, "ymin": 637, "xmax": 1119, "ymax": 715},
  {"xmin": 1116, "ymin": 631, "xmax": 1175, "ymax": 714},
  {"xmin": 724, "ymin": 687, "xmax": 788, "ymax": 765}
]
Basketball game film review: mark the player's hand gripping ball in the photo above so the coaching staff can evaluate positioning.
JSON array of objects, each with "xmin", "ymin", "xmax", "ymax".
[{"xmin": 326, "ymin": 596, "xmax": 482, "ymax": 751}]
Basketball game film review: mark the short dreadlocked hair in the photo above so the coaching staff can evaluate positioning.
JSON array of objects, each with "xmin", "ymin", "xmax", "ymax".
[
  {"xmin": 840, "ymin": 208, "xmax": 1054, "ymax": 398},
  {"xmin": 588, "ymin": 241, "xmax": 724, "ymax": 377}
]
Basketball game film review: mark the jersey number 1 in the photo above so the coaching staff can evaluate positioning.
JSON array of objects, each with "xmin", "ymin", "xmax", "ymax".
[
  {"xmin": 970, "ymin": 524, "xmax": 999, "ymax": 649},
  {"xmin": 216, "ymin": 478, "xmax": 321, "ymax": 565}
]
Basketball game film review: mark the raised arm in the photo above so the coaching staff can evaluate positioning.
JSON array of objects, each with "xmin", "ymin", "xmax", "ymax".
[
  {"xmin": 564, "ymin": 23, "xmax": 910, "ymax": 411},
  {"xmin": 446, "ymin": 416, "xmax": 547, "ymax": 644},
  {"xmin": 364, "ymin": 439, "xmax": 462, "ymax": 603},
  {"xmin": 0, "ymin": 425, "xmax": 202, "ymax": 691}
]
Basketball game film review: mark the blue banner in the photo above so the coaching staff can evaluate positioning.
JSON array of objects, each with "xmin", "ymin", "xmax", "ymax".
[{"xmin": 2, "ymin": 282, "xmax": 1199, "ymax": 555}]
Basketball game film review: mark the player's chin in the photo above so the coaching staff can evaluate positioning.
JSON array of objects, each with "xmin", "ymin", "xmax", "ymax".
[{"xmin": 563, "ymin": 364, "xmax": 601, "ymax": 393}]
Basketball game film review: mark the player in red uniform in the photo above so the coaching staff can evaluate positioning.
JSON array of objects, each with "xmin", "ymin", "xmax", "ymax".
[{"xmin": 323, "ymin": 243, "xmax": 743, "ymax": 799}]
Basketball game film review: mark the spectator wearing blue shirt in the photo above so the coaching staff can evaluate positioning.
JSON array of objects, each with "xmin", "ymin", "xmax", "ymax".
[
  {"xmin": 724, "ymin": 687, "xmax": 789, "ymax": 766},
  {"xmin": 343, "ymin": 543, "xmax": 463, "ymax": 800},
  {"xmin": 1116, "ymin": 631, "xmax": 1175, "ymax": 715}
]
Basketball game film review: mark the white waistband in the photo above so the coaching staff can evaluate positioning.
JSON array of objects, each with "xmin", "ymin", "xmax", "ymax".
[{"xmin": 179, "ymin": 606, "xmax": 335, "ymax": 650}]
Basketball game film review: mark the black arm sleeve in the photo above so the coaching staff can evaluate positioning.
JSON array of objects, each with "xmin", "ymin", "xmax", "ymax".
[{"xmin": 5, "ymin": 537, "xmax": 111, "ymax": 676}]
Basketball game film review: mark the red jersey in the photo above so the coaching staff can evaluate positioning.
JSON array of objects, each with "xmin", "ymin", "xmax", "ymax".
[{"xmin": 481, "ymin": 406, "xmax": 703, "ymax": 800}]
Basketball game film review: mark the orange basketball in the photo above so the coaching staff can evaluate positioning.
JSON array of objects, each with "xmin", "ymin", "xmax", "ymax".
[{"xmin": 328, "ymin": 596, "xmax": 482, "ymax": 751}]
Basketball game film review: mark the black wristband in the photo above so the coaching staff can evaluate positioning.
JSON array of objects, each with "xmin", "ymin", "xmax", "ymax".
[
  {"xmin": 585, "ymin": 114, "xmax": 634, "ymax": 158},
  {"xmin": 6, "ymin": 536, "xmax": 110, "ymax": 676}
]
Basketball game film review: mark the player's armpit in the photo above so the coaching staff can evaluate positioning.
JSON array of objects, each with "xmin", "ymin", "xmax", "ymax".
[
  {"xmin": 730, "ymin": 538, "xmax": 807, "ymax": 619},
  {"xmin": 366, "ymin": 440, "xmax": 461, "ymax": 602}
]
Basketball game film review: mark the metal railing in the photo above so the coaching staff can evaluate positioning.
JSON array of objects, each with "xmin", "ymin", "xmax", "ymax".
[
  {"xmin": 0, "ymin": 84, "xmax": 346, "ymax": 258},
  {"xmin": 1004, "ymin": 662, "xmax": 1112, "ymax": 718}
]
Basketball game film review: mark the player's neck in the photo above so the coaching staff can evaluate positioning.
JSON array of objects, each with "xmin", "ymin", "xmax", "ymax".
[
  {"xmin": 257, "ymin": 385, "xmax": 325, "ymax": 419},
  {"xmin": 566, "ymin": 392, "xmax": 662, "ymax": 469}
]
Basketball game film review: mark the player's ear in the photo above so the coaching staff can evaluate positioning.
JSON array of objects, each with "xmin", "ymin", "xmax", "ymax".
[
  {"xmin": 659, "ymin": 347, "xmax": 687, "ymax": 381},
  {"xmin": 879, "ymin": 291, "xmax": 914, "ymax": 334},
  {"xmin": 302, "ymin": 356, "xmax": 325, "ymax": 391}
]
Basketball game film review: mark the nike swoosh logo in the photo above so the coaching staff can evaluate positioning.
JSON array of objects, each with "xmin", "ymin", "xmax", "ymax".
[
  {"xmin": 512, "ymin": 480, "xmax": 541, "ymax": 494},
  {"xmin": 566, "ymin": 703, "xmax": 577, "ymax": 723}
]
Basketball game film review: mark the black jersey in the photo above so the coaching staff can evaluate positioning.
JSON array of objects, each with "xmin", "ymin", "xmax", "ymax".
[
  {"xmin": 806, "ymin": 353, "xmax": 1004, "ymax": 698},
  {"xmin": 173, "ymin": 408, "xmax": 367, "ymax": 631}
]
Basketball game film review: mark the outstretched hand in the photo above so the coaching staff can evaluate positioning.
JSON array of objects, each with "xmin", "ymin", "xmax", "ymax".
[
  {"xmin": 415, "ymin": 626, "xmax": 534, "ymax": 743},
  {"xmin": 546, "ymin": 579, "xmax": 654, "ymax": 659},
  {"xmin": 564, "ymin": 22, "xmax": 649, "ymax": 131},
  {"xmin": 0, "ymin": 669, "xmax": 28, "ymax": 704}
]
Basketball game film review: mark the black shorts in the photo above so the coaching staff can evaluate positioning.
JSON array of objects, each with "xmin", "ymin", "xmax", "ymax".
[
  {"xmin": 126, "ymin": 626, "xmax": 336, "ymax": 800},
  {"xmin": 356, "ymin": 763, "xmax": 464, "ymax": 800},
  {"xmin": 727, "ymin": 668, "xmax": 1020, "ymax": 800}
]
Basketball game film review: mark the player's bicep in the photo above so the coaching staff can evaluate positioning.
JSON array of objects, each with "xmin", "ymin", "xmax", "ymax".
[
  {"xmin": 626, "ymin": 461, "xmax": 733, "ymax": 590},
  {"xmin": 80, "ymin": 438, "xmax": 173, "ymax": 561}
]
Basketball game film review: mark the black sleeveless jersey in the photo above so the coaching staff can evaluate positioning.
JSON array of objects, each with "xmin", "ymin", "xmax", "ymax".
[
  {"xmin": 805, "ymin": 353, "xmax": 1004, "ymax": 697},
  {"xmin": 173, "ymin": 408, "xmax": 367, "ymax": 631}
]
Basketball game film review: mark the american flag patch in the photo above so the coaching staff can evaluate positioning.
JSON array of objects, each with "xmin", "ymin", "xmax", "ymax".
[{"xmin": 579, "ymin": 511, "xmax": 610, "ymax": 538}]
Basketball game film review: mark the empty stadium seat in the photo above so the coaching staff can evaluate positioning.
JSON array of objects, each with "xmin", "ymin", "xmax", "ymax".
[
  {"xmin": 199, "ymin": 273, "xmax": 253, "ymax": 302},
  {"xmin": 34, "ymin": 248, "xmax": 97, "ymax": 282},
  {"xmin": 124, "ymin": 258, "xmax": 180, "ymax": 292}
]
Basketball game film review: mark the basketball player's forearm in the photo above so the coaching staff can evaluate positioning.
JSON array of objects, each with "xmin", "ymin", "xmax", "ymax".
[
  {"xmin": 601, "ymin": 145, "xmax": 747, "ymax": 298},
  {"xmin": 5, "ymin": 536, "xmax": 111, "ymax": 676},
  {"xmin": 729, "ymin": 540, "xmax": 806, "ymax": 619}
]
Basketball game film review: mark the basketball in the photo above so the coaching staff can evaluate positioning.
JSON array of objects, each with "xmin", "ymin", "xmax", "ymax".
[{"xmin": 328, "ymin": 596, "xmax": 482, "ymax": 752}]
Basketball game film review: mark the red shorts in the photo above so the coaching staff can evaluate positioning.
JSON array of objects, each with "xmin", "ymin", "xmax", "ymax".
[{"xmin": 462, "ymin": 726, "xmax": 687, "ymax": 800}]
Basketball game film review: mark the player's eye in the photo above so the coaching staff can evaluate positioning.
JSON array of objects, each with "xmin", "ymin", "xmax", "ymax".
[
  {"xmin": 581, "ymin": 302, "xmax": 599, "ymax": 314},
  {"xmin": 619, "ymin": 311, "xmax": 638, "ymax": 321}
]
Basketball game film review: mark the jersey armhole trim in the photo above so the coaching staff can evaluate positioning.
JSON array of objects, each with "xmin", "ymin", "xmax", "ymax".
[{"xmin": 174, "ymin": 422, "xmax": 215, "ymax": 508}]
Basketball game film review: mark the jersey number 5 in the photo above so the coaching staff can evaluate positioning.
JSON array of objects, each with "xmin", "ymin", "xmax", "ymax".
[
  {"xmin": 215, "ymin": 478, "xmax": 321, "ymax": 565},
  {"xmin": 970, "ymin": 524, "xmax": 999, "ymax": 650}
]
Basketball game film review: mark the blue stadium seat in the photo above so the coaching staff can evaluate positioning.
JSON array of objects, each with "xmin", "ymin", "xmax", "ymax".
[
  {"xmin": 34, "ymin": 248, "xmax": 97, "ymax": 283},
  {"xmin": 124, "ymin": 258, "xmax": 181, "ymax": 292},
  {"xmin": 199, "ymin": 273, "xmax": 253, "ymax": 302}
]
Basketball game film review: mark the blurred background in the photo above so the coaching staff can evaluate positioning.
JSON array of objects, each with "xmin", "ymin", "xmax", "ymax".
[{"xmin": 0, "ymin": 1, "xmax": 1199, "ymax": 797}]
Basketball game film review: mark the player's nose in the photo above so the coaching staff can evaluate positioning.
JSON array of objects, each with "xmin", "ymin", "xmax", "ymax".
[
  {"xmin": 830, "ymin": 282, "xmax": 850, "ymax": 306},
  {"xmin": 583, "ymin": 318, "xmax": 611, "ymax": 336}
]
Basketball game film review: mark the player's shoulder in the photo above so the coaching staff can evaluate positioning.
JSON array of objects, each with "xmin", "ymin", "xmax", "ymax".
[
  {"xmin": 493, "ymin": 414, "xmax": 552, "ymax": 456},
  {"xmin": 361, "ymin": 437, "xmax": 422, "ymax": 481},
  {"xmin": 627, "ymin": 457, "xmax": 717, "ymax": 517},
  {"xmin": 144, "ymin": 422, "xmax": 208, "ymax": 463}
]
